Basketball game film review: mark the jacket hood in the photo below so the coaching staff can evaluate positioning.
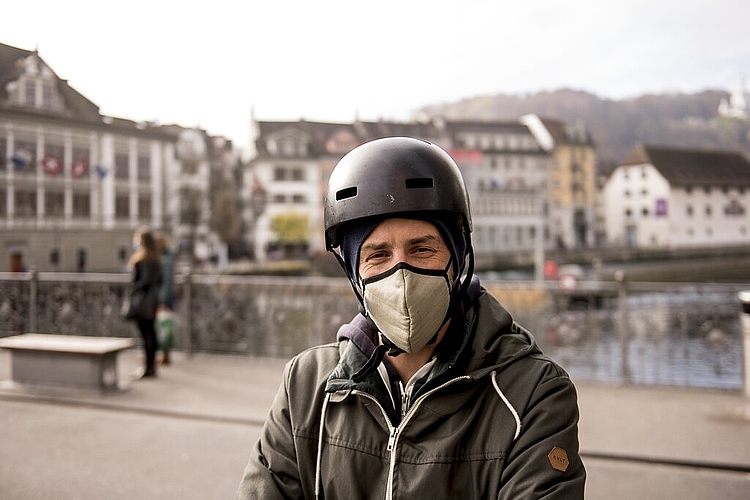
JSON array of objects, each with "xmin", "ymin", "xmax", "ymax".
[
  {"xmin": 462, "ymin": 287, "xmax": 542, "ymax": 379},
  {"xmin": 328, "ymin": 276, "xmax": 542, "ymax": 391}
]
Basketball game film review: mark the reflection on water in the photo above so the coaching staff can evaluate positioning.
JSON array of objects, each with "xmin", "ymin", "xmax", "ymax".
[{"xmin": 538, "ymin": 290, "xmax": 744, "ymax": 390}]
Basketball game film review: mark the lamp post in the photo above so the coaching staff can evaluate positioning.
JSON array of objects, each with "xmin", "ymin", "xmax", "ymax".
[
  {"xmin": 739, "ymin": 290, "xmax": 750, "ymax": 400},
  {"xmin": 249, "ymin": 174, "xmax": 267, "ymax": 261}
]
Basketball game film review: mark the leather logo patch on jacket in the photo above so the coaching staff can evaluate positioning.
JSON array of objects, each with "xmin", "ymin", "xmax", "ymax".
[{"xmin": 547, "ymin": 446, "xmax": 570, "ymax": 472}]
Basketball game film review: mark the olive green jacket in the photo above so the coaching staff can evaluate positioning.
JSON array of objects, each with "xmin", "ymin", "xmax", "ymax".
[{"xmin": 236, "ymin": 286, "xmax": 585, "ymax": 499}]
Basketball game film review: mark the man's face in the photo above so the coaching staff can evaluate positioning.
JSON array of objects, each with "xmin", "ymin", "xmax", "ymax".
[{"xmin": 358, "ymin": 218, "xmax": 452, "ymax": 280}]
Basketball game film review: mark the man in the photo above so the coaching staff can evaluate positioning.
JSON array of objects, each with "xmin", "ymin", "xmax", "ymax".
[{"xmin": 235, "ymin": 137, "xmax": 586, "ymax": 499}]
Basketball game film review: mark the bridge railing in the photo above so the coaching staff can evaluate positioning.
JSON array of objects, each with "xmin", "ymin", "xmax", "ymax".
[{"xmin": 0, "ymin": 271, "xmax": 746, "ymax": 390}]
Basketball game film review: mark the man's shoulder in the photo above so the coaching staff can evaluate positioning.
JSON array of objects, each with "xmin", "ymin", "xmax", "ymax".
[{"xmin": 285, "ymin": 341, "xmax": 344, "ymax": 382}]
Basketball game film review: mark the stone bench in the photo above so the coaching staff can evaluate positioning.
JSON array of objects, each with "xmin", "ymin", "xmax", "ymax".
[{"xmin": 0, "ymin": 333, "xmax": 135, "ymax": 392}]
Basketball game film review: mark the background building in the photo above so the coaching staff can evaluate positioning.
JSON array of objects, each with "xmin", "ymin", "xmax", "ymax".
[
  {"xmin": 244, "ymin": 117, "xmax": 566, "ymax": 276},
  {"xmin": 0, "ymin": 42, "xmax": 235, "ymax": 272},
  {"xmin": 603, "ymin": 145, "xmax": 750, "ymax": 248},
  {"xmin": 521, "ymin": 114, "xmax": 597, "ymax": 249}
]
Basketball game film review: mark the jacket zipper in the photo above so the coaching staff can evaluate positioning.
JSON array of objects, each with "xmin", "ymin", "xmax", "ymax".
[{"xmin": 352, "ymin": 375, "xmax": 471, "ymax": 500}]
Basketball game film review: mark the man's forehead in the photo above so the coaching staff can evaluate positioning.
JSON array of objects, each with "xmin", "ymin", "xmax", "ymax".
[{"xmin": 363, "ymin": 218, "xmax": 444, "ymax": 245}]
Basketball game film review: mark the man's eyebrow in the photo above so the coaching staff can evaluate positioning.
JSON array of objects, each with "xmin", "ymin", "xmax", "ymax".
[
  {"xmin": 361, "ymin": 234, "xmax": 439, "ymax": 253},
  {"xmin": 408, "ymin": 235, "xmax": 439, "ymax": 245},
  {"xmin": 360, "ymin": 241, "xmax": 390, "ymax": 253}
]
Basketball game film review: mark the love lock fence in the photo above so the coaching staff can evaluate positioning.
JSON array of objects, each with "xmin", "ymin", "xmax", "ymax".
[{"xmin": 0, "ymin": 270, "xmax": 747, "ymax": 390}]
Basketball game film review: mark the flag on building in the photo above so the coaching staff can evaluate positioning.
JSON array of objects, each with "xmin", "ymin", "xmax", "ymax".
[
  {"xmin": 41, "ymin": 154, "xmax": 62, "ymax": 175},
  {"xmin": 95, "ymin": 164, "xmax": 108, "ymax": 179},
  {"xmin": 72, "ymin": 158, "xmax": 88, "ymax": 179},
  {"xmin": 11, "ymin": 149, "xmax": 33, "ymax": 169}
]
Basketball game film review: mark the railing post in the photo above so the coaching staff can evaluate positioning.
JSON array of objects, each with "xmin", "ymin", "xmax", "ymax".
[
  {"xmin": 28, "ymin": 268, "xmax": 38, "ymax": 333},
  {"xmin": 739, "ymin": 290, "xmax": 750, "ymax": 399},
  {"xmin": 184, "ymin": 271, "xmax": 193, "ymax": 356},
  {"xmin": 615, "ymin": 270, "xmax": 631, "ymax": 384}
]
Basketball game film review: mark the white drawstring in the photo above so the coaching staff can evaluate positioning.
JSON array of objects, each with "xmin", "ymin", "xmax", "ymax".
[
  {"xmin": 315, "ymin": 392, "xmax": 331, "ymax": 500},
  {"xmin": 491, "ymin": 371, "xmax": 521, "ymax": 441}
]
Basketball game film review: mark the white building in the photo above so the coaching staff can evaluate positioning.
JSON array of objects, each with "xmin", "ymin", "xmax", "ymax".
[
  {"xmin": 0, "ymin": 42, "xmax": 232, "ymax": 272},
  {"xmin": 603, "ymin": 145, "xmax": 750, "ymax": 248},
  {"xmin": 718, "ymin": 76, "xmax": 749, "ymax": 120}
]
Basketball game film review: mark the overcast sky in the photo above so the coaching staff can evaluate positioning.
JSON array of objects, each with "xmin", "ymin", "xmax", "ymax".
[{"xmin": 4, "ymin": 0, "xmax": 749, "ymax": 151}]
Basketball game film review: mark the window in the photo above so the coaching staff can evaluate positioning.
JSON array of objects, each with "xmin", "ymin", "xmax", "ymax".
[
  {"xmin": 273, "ymin": 165, "xmax": 304, "ymax": 181},
  {"xmin": 15, "ymin": 190, "xmax": 37, "ymax": 216},
  {"xmin": 272, "ymin": 194, "xmax": 286, "ymax": 203},
  {"xmin": 0, "ymin": 135, "xmax": 6, "ymax": 169},
  {"xmin": 49, "ymin": 248, "xmax": 60, "ymax": 267},
  {"xmin": 42, "ymin": 83, "xmax": 53, "ymax": 108},
  {"xmin": 685, "ymin": 185, "xmax": 693, "ymax": 194},
  {"xmin": 292, "ymin": 194, "xmax": 306, "ymax": 203},
  {"xmin": 686, "ymin": 205, "xmax": 693, "ymax": 216},
  {"xmin": 45, "ymin": 143, "xmax": 64, "ymax": 160},
  {"xmin": 137, "ymin": 154, "xmax": 151, "ymax": 181},
  {"xmin": 641, "ymin": 207, "xmax": 649, "ymax": 216},
  {"xmin": 705, "ymin": 205, "xmax": 712, "ymax": 217},
  {"xmin": 25, "ymin": 81, "xmax": 35, "ymax": 106},
  {"xmin": 138, "ymin": 195, "xmax": 152, "ymax": 218},
  {"xmin": 704, "ymin": 186, "xmax": 711, "ymax": 194},
  {"xmin": 115, "ymin": 194, "xmax": 129, "ymax": 219},
  {"xmin": 0, "ymin": 189, "xmax": 6, "ymax": 216},
  {"xmin": 115, "ymin": 152, "xmax": 129, "ymax": 179},
  {"xmin": 72, "ymin": 146, "xmax": 90, "ymax": 164},
  {"xmin": 45, "ymin": 191, "xmax": 64, "ymax": 216},
  {"xmin": 182, "ymin": 160, "xmax": 198, "ymax": 175},
  {"xmin": 625, "ymin": 208, "xmax": 633, "ymax": 217},
  {"xmin": 73, "ymin": 193, "xmax": 90, "ymax": 217}
]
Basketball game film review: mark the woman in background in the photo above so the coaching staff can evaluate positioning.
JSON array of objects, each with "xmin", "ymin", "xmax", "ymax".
[
  {"xmin": 128, "ymin": 228, "xmax": 163, "ymax": 377},
  {"xmin": 155, "ymin": 231, "xmax": 177, "ymax": 365}
]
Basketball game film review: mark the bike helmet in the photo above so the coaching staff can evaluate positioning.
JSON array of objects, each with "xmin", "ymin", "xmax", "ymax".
[{"xmin": 324, "ymin": 137, "xmax": 472, "ymax": 253}]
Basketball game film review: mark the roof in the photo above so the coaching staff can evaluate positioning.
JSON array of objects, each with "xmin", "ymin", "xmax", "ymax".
[
  {"xmin": 538, "ymin": 117, "xmax": 595, "ymax": 146},
  {"xmin": 0, "ymin": 42, "xmax": 184, "ymax": 141},
  {"xmin": 621, "ymin": 144, "xmax": 750, "ymax": 186},
  {"xmin": 252, "ymin": 118, "xmax": 544, "ymax": 159},
  {"xmin": 0, "ymin": 41, "xmax": 101, "ymax": 122}
]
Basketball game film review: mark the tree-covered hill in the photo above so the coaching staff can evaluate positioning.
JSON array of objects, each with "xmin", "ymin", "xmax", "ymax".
[{"xmin": 418, "ymin": 88, "xmax": 750, "ymax": 168}]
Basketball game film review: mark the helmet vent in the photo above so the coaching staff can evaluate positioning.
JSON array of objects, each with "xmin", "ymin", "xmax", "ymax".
[
  {"xmin": 336, "ymin": 186, "xmax": 358, "ymax": 201},
  {"xmin": 405, "ymin": 177, "xmax": 434, "ymax": 189}
]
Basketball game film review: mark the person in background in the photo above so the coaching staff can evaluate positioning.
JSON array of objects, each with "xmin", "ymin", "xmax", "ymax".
[
  {"xmin": 128, "ymin": 228, "xmax": 163, "ymax": 378},
  {"xmin": 155, "ymin": 231, "xmax": 177, "ymax": 365},
  {"xmin": 235, "ymin": 137, "xmax": 585, "ymax": 498}
]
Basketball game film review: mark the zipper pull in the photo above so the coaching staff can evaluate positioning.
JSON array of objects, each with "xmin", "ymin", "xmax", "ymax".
[
  {"xmin": 401, "ymin": 390, "xmax": 409, "ymax": 420},
  {"xmin": 387, "ymin": 427, "xmax": 397, "ymax": 452}
]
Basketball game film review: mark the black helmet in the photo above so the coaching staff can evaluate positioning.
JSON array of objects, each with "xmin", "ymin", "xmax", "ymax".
[{"xmin": 324, "ymin": 137, "xmax": 472, "ymax": 251}]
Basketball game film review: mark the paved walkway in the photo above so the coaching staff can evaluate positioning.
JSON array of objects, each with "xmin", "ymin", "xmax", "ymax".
[{"xmin": 1, "ymin": 349, "xmax": 749, "ymax": 499}]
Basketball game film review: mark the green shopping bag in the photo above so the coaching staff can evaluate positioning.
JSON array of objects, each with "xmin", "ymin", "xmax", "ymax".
[{"xmin": 155, "ymin": 309, "xmax": 176, "ymax": 350}]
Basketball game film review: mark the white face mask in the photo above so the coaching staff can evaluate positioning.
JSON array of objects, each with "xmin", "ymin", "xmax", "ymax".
[{"xmin": 361, "ymin": 262, "xmax": 452, "ymax": 353}]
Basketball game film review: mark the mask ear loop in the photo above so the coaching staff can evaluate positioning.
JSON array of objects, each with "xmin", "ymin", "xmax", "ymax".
[{"xmin": 332, "ymin": 248, "xmax": 366, "ymax": 311}]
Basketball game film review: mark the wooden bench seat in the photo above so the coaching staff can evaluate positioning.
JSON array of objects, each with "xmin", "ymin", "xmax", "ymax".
[{"xmin": 0, "ymin": 333, "xmax": 135, "ymax": 392}]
